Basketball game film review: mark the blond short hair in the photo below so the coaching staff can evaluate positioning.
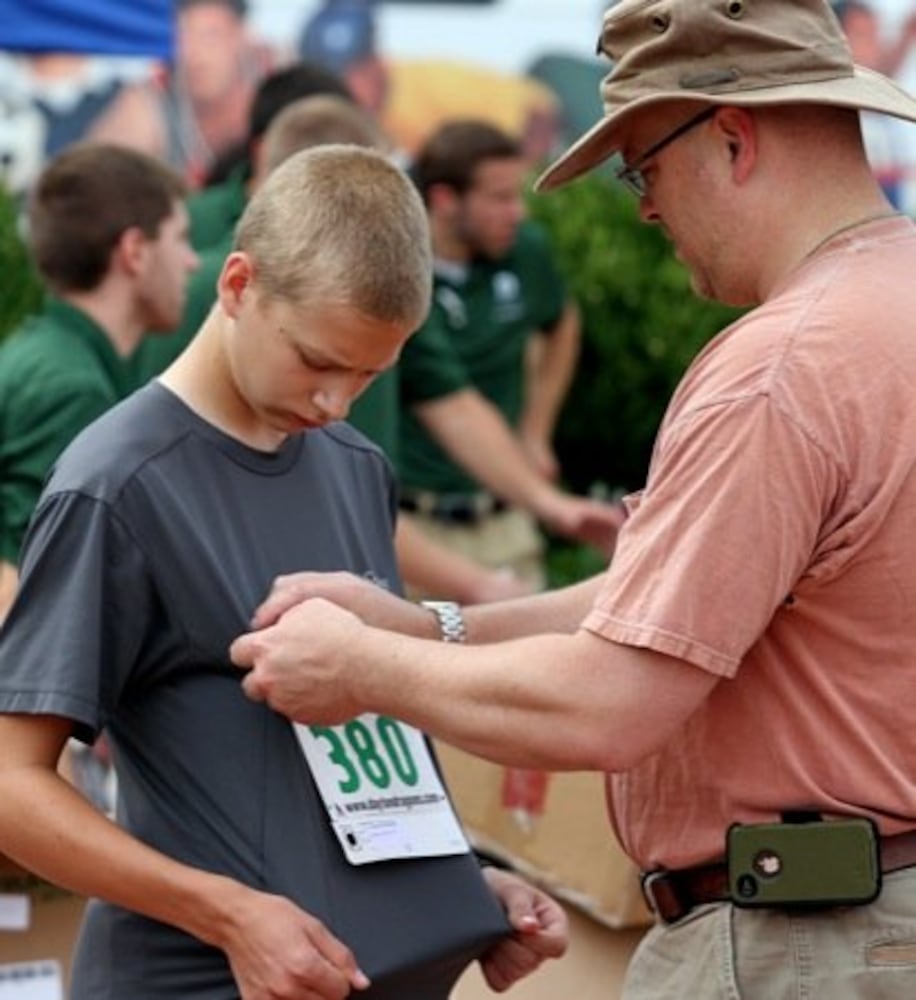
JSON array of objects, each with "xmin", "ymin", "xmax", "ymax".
[
  {"xmin": 236, "ymin": 145, "xmax": 431, "ymax": 327},
  {"xmin": 262, "ymin": 95, "xmax": 385, "ymax": 173}
]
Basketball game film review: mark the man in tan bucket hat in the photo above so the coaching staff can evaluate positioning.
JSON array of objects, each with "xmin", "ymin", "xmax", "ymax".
[
  {"xmin": 229, "ymin": 2, "xmax": 916, "ymax": 996},
  {"xmin": 538, "ymin": 0, "xmax": 916, "ymax": 193}
]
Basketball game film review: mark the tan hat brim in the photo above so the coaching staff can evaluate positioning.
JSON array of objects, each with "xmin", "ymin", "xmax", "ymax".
[{"xmin": 535, "ymin": 66, "xmax": 916, "ymax": 192}]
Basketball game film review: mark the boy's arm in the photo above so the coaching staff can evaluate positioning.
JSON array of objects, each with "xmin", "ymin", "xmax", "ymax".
[{"xmin": 0, "ymin": 713, "xmax": 368, "ymax": 999}]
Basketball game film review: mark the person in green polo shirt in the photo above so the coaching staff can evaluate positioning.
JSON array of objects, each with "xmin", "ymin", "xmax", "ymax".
[
  {"xmin": 0, "ymin": 144, "xmax": 197, "ymax": 619},
  {"xmin": 186, "ymin": 61, "xmax": 354, "ymax": 251},
  {"xmin": 399, "ymin": 120, "xmax": 622, "ymax": 589}
]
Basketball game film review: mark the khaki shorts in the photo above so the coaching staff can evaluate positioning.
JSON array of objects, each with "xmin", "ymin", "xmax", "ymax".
[{"xmin": 623, "ymin": 867, "xmax": 916, "ymax": 999}]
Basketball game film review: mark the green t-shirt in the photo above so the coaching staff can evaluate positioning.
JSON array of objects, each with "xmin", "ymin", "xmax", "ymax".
[
  {"xmin": 187, "ymin": 165, "xmax": 249, "ymax": 252},
  {"xmin": 0, "ymin": 297, "xmax": 130, "ymax": 562},
  {"xmin": 398, "ymin": 221, "xmax": 566, "ymax": 494},
  {"xmin": 349, "ymin": 367, "xmax": 400, "ymax": 466},
  {"xmin": 128, "ymin": 236, "xmax": 231, "ymax": 390}
]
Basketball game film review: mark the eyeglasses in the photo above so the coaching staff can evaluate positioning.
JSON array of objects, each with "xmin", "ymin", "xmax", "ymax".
[{"xmin": 616, "ymin": 107, "xmax": 717, "ymax": 197}]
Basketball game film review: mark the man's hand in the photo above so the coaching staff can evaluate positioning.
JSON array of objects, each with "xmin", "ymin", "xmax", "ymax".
[
  {"xmin": 480, "ymin": 867, "xmax": 568, "ymax": 991},
  {"xmin": 230, "ymin": 598, "xmax": 366, "ymax": 724},
  {"xmin": 219, "ymin": 888, "xmax": 370, "ymax": 999},
  {"xmin": 536, "ymin": 493, "xmax": 627, "ymax": 556},
  {"xmin": 248, "ymin": 571, "xmax": 432, "ymax": 634},
  {"xmin": 519, "ymin": 431, "xmax": 561, "ymax": 483}
]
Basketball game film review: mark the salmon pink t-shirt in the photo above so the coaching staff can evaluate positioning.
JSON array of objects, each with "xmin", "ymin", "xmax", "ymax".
[{"xmin": 583, "ymin": 216, "xmax": 916, "ymax": 870}]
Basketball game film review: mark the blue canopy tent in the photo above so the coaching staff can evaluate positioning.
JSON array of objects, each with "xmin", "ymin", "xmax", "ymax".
[
  {"xmin": 0, "ymin": 0, "xmax": 174, "ymax": 59},
  {"xmin": 0, "ymin": 0, "xmax": 176, "ymax": 193}
]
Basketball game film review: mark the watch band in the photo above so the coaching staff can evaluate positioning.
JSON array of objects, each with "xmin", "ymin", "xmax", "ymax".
[{"xmin": 420, "ymin": 600, "xmax": 467, "ymax": 643}]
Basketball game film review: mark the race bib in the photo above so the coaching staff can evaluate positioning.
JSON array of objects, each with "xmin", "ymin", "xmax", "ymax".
[{"xmin": 295, "ymin": 714, "xmax": 470, "ymax": 865}]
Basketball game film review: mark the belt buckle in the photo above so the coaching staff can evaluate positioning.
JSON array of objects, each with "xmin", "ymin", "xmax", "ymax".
[
  {"xmin": 409, "ymin": 491, "xmax": 437, "ymax": 517},
  {"xmin": 641, "ymin": 870, "xmax": 688, "ymax": 925}
]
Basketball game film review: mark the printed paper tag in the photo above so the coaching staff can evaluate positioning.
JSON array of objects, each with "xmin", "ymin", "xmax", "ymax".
[
  {"xmin": 0, "ymin": 960, "xmax": 62, "ymax": 1000},
  {"xmin": 295, "ymin": 714, "xmax": 470, "ymax": 865},
  {"xmin": 0, "ymin": 893, "xmax": 30, "ymax": 931}
]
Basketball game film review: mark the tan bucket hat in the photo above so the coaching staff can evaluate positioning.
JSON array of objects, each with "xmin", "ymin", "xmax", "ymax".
[{"xmin": 536, "ymin": 0, "xmax": 916, "ymax": 191}]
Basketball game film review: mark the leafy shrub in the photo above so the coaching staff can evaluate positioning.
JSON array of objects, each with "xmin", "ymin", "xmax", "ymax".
[
  {"xmin": 0, "ymin": 186, "xmax": 42, "ymax": 342},
  {"xmin": 528, "ymin": 174, "xmax": 744, "ymax": 585}
]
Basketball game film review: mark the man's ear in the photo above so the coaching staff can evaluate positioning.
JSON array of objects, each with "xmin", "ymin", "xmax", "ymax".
[
  {"xmin": 714, "ymin": 107, "xmax": 757, "ymax": 184},
  {"xmin": 427, "ymin": 182, "xmax": 459, "ymax": 215},
  {"xmin": 113, "ymin": 226, "xmax": 150, "ymax": 278},
  {"xmin": 218, "ymin": 251, "xmax": 255, "ymax": 319}
]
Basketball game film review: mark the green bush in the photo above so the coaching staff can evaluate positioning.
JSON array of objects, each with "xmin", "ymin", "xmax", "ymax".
[
  {"xmin": 0, "ymin": 186, "xmax": 42, "ymax": 342},
  {"xmin": 529, "ymin": 174, "xmax": 742, "ymax": 494},
  {"xmin": 528, "ymin": 174, "xmax": 744, "ymax": 586}
]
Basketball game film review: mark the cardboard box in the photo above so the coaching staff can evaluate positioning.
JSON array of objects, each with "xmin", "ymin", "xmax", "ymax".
[
  {"xmin": 0, "ymin": 863, "xmax": 85, "ymax": 993},
  {"xmin": 437, "ymin": 743, "xmax": 652, "ymax": 930},
  {"xmin": 454, "ymin": 902, "xmax": 646, "ymax": 1000}
]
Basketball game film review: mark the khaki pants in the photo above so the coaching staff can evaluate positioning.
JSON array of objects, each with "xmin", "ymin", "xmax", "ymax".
[
  {"xmin": 623, "ymin": 867, "xmax": 916, "ymax": 999},
  {"xmin": 408, "ymin": 506, "xmax": 546, "ymax": 594}
]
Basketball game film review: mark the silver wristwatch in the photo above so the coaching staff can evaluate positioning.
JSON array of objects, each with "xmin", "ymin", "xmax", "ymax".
[{"xmin": 420, "ymin": 600, "xmax": 467, "ymax": 643}]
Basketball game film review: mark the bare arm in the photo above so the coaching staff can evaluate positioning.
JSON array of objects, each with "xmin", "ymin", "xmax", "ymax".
[
  {"xmin": 395, "ymin": 515, "xmax": 534, "ymax": 604},
  {"xmin": 416, "ymin": 388, "xmax": 623, "ymax": 550},
  {"xmin": 415, "ymin": 388, "xmax": 558, "ymax": 515},
  {"xmin": 0, "ymin": 714, "xmax": 367, "ymax": 999},
  {"xmin": 231, "ymin": 600, "xmax": 718, "ymax": 772},
  {"xmin": 248, "ymin": 570, "xmax": 605, "ymax": 642},
  {"xmin": 519, "ymin": 305, "xmax": 581, "ymax": 481}
]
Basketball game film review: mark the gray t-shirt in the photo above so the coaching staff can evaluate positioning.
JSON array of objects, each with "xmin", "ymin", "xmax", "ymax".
[{"xmin": 0, "ymin": 383, "xmax": 506, "ymax": 999}]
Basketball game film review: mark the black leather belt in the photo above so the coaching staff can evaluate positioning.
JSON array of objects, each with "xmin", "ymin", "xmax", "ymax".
[
  {"xmin": 399, "ymin": 490, "xmax": 509, "ymax": 524},
  {"xmin": 641, "ymin": 828, "xmax": 916, "ymax": 924}
]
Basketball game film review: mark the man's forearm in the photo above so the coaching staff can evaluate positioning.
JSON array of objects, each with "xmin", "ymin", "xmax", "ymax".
[
  {"xmin": 416, "ymin": 390, "xmax": 559, "ymax": 516},
  {"xmin": 462, "ymin": 573, "xmax": 604, "ymax": 642},
  {"xmin": 342, "ymin": 625, "xmax": 716, "ymax": 772},
  {"xmin": 520, "ymin": 305, "xmax": 581, "ymax": 446}
]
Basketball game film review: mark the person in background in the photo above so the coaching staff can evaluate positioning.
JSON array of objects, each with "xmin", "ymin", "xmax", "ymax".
[
  {"xmin": 0, "ymin": 143, "xmax": 566, "ymax": 1000},
  {"xmin": 298, "ymin": 0, "xmax": 389, "ymax": 121},
  {"xmin": 0, "ymin": 143, "xmax": 196, "ymax": 620},
  {"xmin": 166, "ymin": 0, "xmax": 275, "ymax": 187},
  {"xmin": 399, "ymin": 120, "xmax": 610, "ymax": 591},
  {"xmin": 188, "ymin": 60, "xmax": 354, "ymax": 246},
  {"xmin": 230, "ymin": 1, "xmax": 916, "ymax": 997}
]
